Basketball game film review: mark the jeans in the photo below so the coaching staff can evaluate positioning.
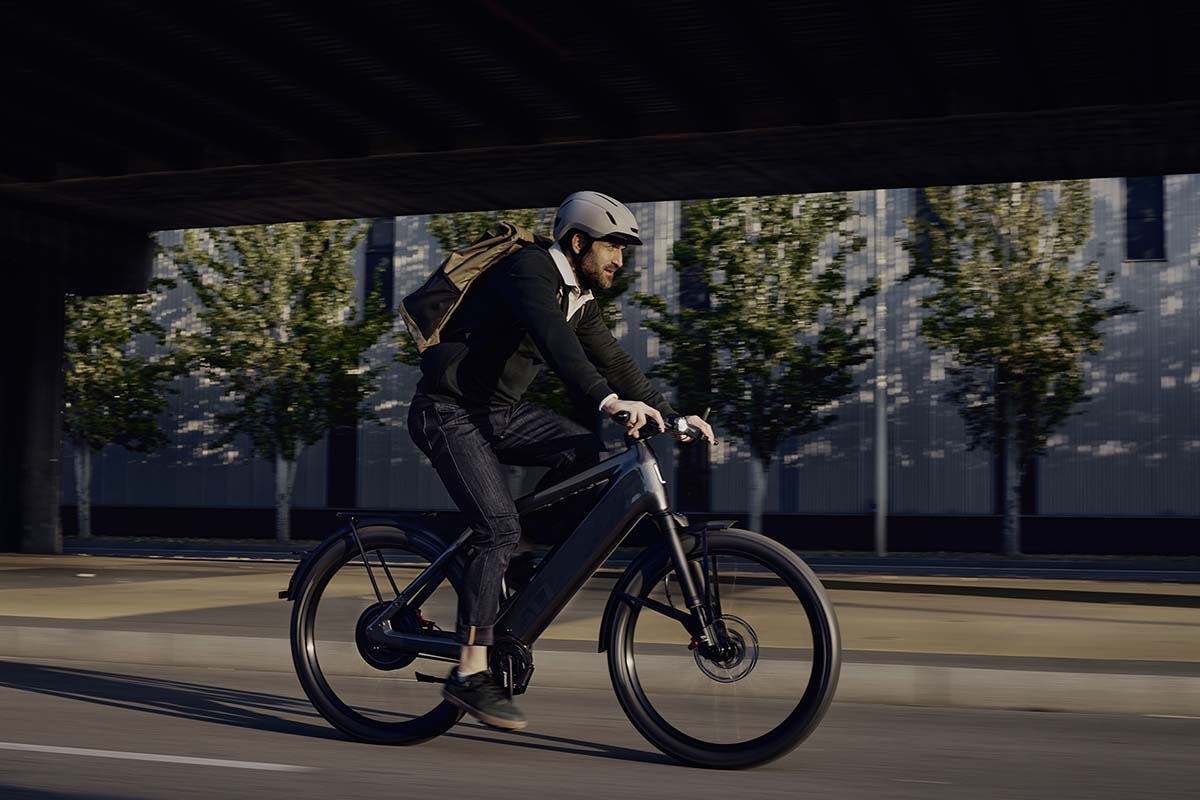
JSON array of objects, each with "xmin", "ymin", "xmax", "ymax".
[{"xmin": 407, "ymin": 393, "xmax": 605, "ymax": 646}]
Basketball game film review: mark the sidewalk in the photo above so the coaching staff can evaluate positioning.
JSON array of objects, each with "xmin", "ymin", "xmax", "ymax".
[
  {"xmin": 62, "ymin": 535, "xmax": 1200, "ymax": 582},
  {"xmin": 2, "ymin": 548, "xmax": 1198, "ymax": 715}
]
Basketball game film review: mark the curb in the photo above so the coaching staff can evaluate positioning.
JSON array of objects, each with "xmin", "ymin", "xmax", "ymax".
[{"xmin": 2, "ymin": 625, "xmax": 1196, "ymax": 717}]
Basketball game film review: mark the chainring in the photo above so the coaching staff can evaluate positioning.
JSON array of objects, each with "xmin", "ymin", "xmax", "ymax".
[{"xmin": 489, "ymin": 639, "xmax": 535, "ymax": 696}]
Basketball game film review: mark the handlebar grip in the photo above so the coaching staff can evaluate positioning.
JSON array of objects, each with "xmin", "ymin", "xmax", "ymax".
[{"xmin": 614, "ymin": 410, "xmax": 631, "ymax": 424}]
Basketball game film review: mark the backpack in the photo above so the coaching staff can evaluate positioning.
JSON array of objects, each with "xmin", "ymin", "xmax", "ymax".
[{"xmin": 400, "ymin": 222, "xmax": 538, "ymax": 353}]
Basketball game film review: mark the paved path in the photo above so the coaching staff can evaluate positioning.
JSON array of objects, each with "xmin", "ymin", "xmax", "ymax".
[
  {"xmin": 1, "ymin": 553, "xmax": 1198, "ymax": 715},
  {"xmin": 62, "ymin": 536, "xmax": 1200, "ymax": 582}
]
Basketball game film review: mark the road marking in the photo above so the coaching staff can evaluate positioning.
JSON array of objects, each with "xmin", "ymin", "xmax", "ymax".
[
  {"xmin": 894, "ymin": 779, "xmax": 951, "ymax": 785},
  {"xmin": 1145, "ymin": 714, "xmax": 1200, "ymax": 720},
  {"xmin": 0, "ymin": 742, "xmax": 314, "ymax": 772}
]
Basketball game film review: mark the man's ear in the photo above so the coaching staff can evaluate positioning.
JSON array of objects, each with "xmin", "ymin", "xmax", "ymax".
[{"xmin": 569, "ymin": 232, "xmax": 583, "ymax": 256}]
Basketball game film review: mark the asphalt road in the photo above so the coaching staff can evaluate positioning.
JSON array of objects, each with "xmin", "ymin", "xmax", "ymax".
[{"xmin": 0, "ymin": 658, "xmax": 1197, "ymax": 799}]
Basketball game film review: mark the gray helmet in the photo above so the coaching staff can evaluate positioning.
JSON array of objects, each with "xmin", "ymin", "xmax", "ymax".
[{"xmin": 553, "ymin": 191, "xmax": 643, "ymax": 246}]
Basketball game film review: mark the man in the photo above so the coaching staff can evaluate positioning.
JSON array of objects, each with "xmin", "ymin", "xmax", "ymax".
[{"xmin": 407, "ymin": 191, "xmax": 714, "ymax": 730}]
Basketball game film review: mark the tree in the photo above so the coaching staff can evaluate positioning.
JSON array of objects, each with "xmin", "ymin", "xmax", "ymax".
[
  {"xmin": 635, "ymin": 195, "xmax": 876, "ymax": 533},
  {"xmin": 416, "ymin": 207, "xmax": 639, "ymax": 426},
  {"xmin": 174, "ymin": 221, "xmax": 393, "ymax": 542},
  {"xmin": 904, "ymin": 181, "xmax": 1131, "ymax": 555},
  {"xmin": 63, "ymin": 280, "xmax": 185, "ymax": 537}
]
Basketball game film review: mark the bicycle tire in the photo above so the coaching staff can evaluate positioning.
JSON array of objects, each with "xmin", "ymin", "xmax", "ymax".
[
  {"xmin": 291, "ymin": 525, "xmax": 466, "ymax": 744},
  {"xmin": 606, "ymin": 529, "xmax": 840, "ymax": 769}
]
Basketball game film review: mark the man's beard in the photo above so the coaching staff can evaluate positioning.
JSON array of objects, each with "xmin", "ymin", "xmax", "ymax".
[{"xmin": 573, "ymin": 250, "xmax": 615, "ymax": 291}]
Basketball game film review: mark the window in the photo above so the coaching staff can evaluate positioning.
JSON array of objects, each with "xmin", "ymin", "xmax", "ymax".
[
  {"xmin": 364, "ymin": 218, "xmax": 395, "ymax": 312},
  {"xmin": 1125, "ymin": 176, "xmax": 1165, "ymax": 261}
]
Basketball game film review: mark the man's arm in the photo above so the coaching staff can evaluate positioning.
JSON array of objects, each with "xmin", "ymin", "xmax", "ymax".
[
  {"xmin": 575, "ymin": 300, "xmax": 678, "ymax": 418},
  {"xmin": 497, "ymin": 249, "xmax": 615, "ymax": 408}
]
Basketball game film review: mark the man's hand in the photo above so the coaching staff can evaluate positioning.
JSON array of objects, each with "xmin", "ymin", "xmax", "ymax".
[
  {"xmin": 680, "ymin": 415, "xmax": 716, "ymax": 444},
  {"xmin": 602, "ymin": 398, "xmax": 665, "ymax": 439}
]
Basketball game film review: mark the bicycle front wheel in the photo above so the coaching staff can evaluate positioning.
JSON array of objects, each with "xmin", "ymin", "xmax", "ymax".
[
  {"xmin": 290, "ymin": 525, "xmax": 466, "ymax": 744},
  {"xmin": 606, "ymin": 529, "xmax": 840, "ymax": 769}
]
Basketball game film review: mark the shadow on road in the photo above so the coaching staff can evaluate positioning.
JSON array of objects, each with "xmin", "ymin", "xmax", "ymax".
[
  {"xmin": 0, "ymin": 660, "xmax": 342, "ymax": 741},
  {"xmin": 0, "ymin": 785, "xmax": 133, "ymax": 800},
  {"xmin": 0, "ymin": 660, "xmax": 672, "ymax": 765}
]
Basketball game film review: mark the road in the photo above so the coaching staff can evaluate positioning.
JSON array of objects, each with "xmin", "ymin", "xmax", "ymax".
[
  {"xmin": 0, "ymin": 658, "xmax": 1197, "ymax": 800},
  {"xmin": 0, "ymin": 552, "xmax": 1197, "ymax": 798}
]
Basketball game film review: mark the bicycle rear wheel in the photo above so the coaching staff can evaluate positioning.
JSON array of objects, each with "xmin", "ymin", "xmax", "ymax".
[
  {"xmin": 606, "ymin": 529, "xmax": 840, "ymax": 768},
  {"xmin": 290, "ymin": 525, "xmax": 465, "ymax": 744}
]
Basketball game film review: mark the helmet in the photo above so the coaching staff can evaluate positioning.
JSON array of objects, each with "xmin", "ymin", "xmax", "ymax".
[{"xmin": 552, "ymin": 191, "xmax": 643, "ymax": 246}]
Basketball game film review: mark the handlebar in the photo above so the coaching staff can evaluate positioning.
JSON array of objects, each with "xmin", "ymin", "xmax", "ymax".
[{"xmin": 612, "ymin": 411, "xmax": 713, "ymax": 444}]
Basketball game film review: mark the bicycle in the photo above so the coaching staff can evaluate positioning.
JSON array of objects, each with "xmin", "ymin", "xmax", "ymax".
[{"xmin": 281, "ymin": 413, "xmax": 841, "ymax": 769}]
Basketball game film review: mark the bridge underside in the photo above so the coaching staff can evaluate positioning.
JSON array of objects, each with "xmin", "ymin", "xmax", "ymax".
[{"xmin": 3, "ymin": 2, "xmax": 1198, "ymax": 227}]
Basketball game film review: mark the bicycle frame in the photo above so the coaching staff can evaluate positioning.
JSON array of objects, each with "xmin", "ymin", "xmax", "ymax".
[{"xmin": 362, "ymin": 435, "xmax": 716, "ymax": 660}]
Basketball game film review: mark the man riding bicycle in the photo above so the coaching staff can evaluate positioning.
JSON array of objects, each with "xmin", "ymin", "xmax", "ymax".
[{"xmin": 407, "ymin": 191, "xmax": 714, "ymax": 730}]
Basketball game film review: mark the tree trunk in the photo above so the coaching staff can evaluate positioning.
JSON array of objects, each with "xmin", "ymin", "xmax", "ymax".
[
  {"xmin": 275, "ymin": 446, "xmax": 301, "ymax": 543},
  {"xmin": 747, "ymin": 456, "xmax": 767, "ymax": 534},
  {"xmin": 74, "ymin": 443, "xmax": 92, "ymax": 538},
  {"xmin": 1002, "ymin": 423, "xmax": 1022, "ymax": 556}
]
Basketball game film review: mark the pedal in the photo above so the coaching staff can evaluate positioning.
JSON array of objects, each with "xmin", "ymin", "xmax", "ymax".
[{"xmin": 414, "ymin": 672, "xmax": 449, "ymax": 684}]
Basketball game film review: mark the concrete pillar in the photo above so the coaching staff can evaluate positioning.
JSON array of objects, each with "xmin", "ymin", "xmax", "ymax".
[
  {"xmin": 0, "ymin": 204, "xmax": 153, "ymax": 553},
  {"xmin": 0, "ymin": 269, "xmax": 66, "ymax": 553}
]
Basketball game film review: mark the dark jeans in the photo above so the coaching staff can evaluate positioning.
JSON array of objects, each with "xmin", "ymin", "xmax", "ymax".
[{"xmin": 407, "ymin": 393, "xmax": 605, "ymax": 646}]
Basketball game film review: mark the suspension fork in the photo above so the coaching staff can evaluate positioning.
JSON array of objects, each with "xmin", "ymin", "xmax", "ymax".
[{"xmin": 655, "ymin": 512, "xmax": 724, "ymax": 650}]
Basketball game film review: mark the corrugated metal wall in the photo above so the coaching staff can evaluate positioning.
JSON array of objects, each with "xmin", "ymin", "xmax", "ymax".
[
  {"xmin": 1038, "ymin": 176, "xmax": 1200, "ymax": 515},
  {"xmin": 64, "ymin": 182, "xmax": 1199, "ymax": 517}
]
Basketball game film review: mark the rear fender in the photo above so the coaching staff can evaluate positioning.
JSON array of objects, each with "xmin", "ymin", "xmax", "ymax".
[
  {"xmin": 277, "ymin": 518, "xmax": 448, "ymax": 601},
  {"xmin": 596, "ymin": 519, "xmax": 737, "ymax": 652}
]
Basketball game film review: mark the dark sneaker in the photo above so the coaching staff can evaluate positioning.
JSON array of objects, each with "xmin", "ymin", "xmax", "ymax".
[{"xmin": 443, "ymin": 668, "xmax": 528, "ymax": 730}]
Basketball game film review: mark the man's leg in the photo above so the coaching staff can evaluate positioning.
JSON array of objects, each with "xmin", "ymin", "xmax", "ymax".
[
  {"xmin": 494, "ymin": 401, "xmax": 607, "ymax": 559},
  {"xmin": 494, "ymin": 400, "xmax": 607, "ymax": 479},
  {"xmin": 408, "ymin": 395, "xmax": 520, "ymax": 651},
  {"xmin": 407, "ymin": 396, "xmax": 532, "ymax": 730}
]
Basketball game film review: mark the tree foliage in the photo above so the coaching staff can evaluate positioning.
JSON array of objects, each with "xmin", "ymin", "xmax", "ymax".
[
  {"xmin": 174, "ymin": 221, "xmax": 393, "ymax": 462},
  {"xmin": 903, "ymin": 181, "xmax": 1131, "ymax": 471},
  {"xmin": 635, "ymin": 194, "xmax": 876, "ymax": 466},
  {"xmin": 63, "ymin": 278, "xmax": 184, "ymax": 454}
]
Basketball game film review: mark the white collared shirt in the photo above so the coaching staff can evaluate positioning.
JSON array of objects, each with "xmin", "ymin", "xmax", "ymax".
[
  {"xmin": 548, "ymin": 242, "xmax": 595, "ymax": 323},
  {"xmin": 548, "ymin": 242, "xmax": 618, "ymax": 411}
]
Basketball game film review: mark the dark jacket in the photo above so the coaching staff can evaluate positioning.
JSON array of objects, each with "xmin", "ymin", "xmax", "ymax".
[{"xmin": 416, "ymin": 244, "xmax": 677, "ymax": 418}]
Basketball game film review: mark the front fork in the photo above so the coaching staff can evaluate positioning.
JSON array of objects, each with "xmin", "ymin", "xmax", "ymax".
[{"xmin": 654, "ymin": 512, "xmax": 732, "ymax": 660}]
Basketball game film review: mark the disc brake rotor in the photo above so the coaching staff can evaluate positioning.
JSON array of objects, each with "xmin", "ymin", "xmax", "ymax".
[{"xmin": 694, "ymin": 614, "xmax": 759, "ymax": 683}]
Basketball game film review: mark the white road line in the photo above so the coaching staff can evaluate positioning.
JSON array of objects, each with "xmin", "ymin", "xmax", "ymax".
[
  {"xmin": 0, "ymin": 742, "xmax": 314, "ymax": 772},
  {"xmin": 894, "ymin": 778, "xmax": 952, "ymax": 785},
  {"xmin": 1145, "ymin": 714, "xmax": 1200, "ymax": 720}
]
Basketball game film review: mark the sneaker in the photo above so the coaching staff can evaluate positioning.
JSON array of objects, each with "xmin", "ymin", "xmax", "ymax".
[{"xmin": 443, "ymin": 667, "xmax": 528, "ymax": 730}]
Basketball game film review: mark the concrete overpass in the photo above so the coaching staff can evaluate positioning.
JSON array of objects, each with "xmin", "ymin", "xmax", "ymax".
[{"xmin": 3, "ymin": 1, "xmax": 1198, "ymax": 551}]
